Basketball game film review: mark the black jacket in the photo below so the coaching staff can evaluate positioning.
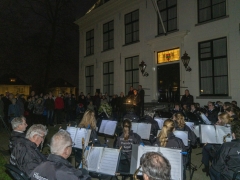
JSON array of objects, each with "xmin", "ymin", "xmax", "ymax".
[
  {"xmin": 10, "ymin": 138, "xmax": 46, "ymax": 176},
  {"xmin": 211, "ymin": 139, "xmax": 240, "ymax": 180},
  {"xmin": 206, "ymin": 108, "xmax": 218, "ymax": 124},
  {"xmin": 115, "ymin": 130, "xmax": 142, "ymax": 160},
  {"xmin": 175, "ymin": 124, "xmax": 197, "ymax": 148},
  {"xmin": 9, "ymin": 130, "xmax": 25, "ymax": 153},
  {"xmin": 180, "ymin": 95, "xmax": 193, "ymax": 107},
  {"xmin": 30, "ymin": 154, "xmax": 91, "ymax": 180}
]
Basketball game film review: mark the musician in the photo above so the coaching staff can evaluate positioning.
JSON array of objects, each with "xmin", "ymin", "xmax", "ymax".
[
  {"xmin": 115, "ymin": 119, "xmax": 142, "ymax": 161},
  {"xmin": 30, "ymin": 130, "xmax": 91, "ymax": 180},
  {"xmin": 9, "ymin": 116, "xmax": 28, "ymax": 153},
  {"xmin": 171, "ymin": 103, "xmax": 182, "ymax": 114},
  {"xmin": 78, "ymin": 110, "xmax": 101, "ymax": 146},
  {"xmin": 180, "ymin": 89, "xmax": 193, "ymax": 108},
  {"xmin": 201, "ymin": 112, "xmax": 232, "ymax": 176},
  {"xmin": 225, "ymin": 106, "xmax": 240, "ymax": 124},
  {"xmin": 223, "ymin": 102, "xmax": 232, "ymax": 111},
  {"xmin": 206, "ymin": 102, "xmax": 218, "ymax": 124},
  {"xmin": 210, "ymin": 120, "xmax": 240, "ymax": 180},
  {"xmin": 140, "ymin": 152, "xmax": 171, "ymax": 180},
  {"xmin": 10, "ymin": 124, "xmax": 47, "ymax": 176},
  {"xmin": 154, "ymin": 119, "xmax": 186, "ymax": 180},
  {"xmin": 172, "ymin": 113, "xmax": 197, "ymax": 148}
]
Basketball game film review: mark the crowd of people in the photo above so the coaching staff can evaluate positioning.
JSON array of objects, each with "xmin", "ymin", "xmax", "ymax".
[{"xmin": 4, "ymin": 88, "xmax": 240, "ymax": 180}]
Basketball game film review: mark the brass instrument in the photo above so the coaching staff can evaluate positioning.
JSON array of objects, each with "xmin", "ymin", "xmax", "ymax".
[
  {"xmin": 133, "ymin": 165, "xmax": 141, "ymax": 180},
  {"xmin": 223, "ymin": 133, "xmax": 231, "ymax": 143}
]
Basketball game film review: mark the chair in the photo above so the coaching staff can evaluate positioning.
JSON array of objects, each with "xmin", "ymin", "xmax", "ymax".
[{"xmin": 5, "ymin": 164, "xmax": 30, "ymax": 180}]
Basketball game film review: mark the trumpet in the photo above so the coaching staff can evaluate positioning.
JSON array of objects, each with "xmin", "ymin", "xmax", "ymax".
[
  {"xmin": 223, "ymin": 133, "xmax": 231, "ymax": 143},
  {"xmin": 133, "ymin": 165, "xmax": 141, "ymax": 180}
]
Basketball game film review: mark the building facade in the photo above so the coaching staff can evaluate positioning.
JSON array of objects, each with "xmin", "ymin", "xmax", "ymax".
[{"xmin": 75, "ymin": 0, "xmax": 240, "ymax": 106}]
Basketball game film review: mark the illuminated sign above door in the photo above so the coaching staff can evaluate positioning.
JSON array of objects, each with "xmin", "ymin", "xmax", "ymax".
[{"xmin": 157, "ymin": 48, "xmax": 180, "ymax": 64}]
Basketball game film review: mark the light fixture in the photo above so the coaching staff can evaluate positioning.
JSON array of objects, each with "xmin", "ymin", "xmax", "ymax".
[
  {"xmin": 181, "ymin": 51, "xmax": 192, "ymax": 72},
  {"xmin": 139, "ymin": 61, "xmax": 149, "ymax": 77}
]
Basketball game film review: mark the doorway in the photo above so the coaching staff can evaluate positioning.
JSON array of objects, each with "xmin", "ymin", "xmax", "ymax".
[{"xmin": 157, "ymin": 63, "xmax": 180, "ymax": 102}]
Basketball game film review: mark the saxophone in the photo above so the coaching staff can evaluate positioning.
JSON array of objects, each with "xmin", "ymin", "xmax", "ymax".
[
  {"xmin": 133, "ymin": 165, "xmax": 141, "ymax": 180},
  {"xmin": 223, "ymin": 133, "xmax": 231, "ymax": 143}
]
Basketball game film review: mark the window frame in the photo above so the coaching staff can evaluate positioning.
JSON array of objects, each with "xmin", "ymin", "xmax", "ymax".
[
  {"xmin": 103, "ymin": 61, "xmax": 114, "ymax": 95},
  {"xmin": 85, "ymin": 65, "xmax": 94, "ymax": 95},
  {"xmin": 124, "ymin": 9, "xmax": 139, "ymax": 45},
  {"xmin": 157, "ymin": 0, "xmax": 178, "ymax": 35},
  {"xmin": 197, "ymin": 0, "xmax": 226, "ymax": 23},
  {"xmin": 125, "ymin": 56, "xmax": 139, "ymax": 95},
  {"xmin": 198, "ymin": 37, "xmax": 228, "ymax": 96},
  {"xmin": 86, "ymin": 29, "xmax": 94, "ymax": 56},
  {"xmin": 103, "ymin": 20, "xmax": 114, "ymax": 51}
]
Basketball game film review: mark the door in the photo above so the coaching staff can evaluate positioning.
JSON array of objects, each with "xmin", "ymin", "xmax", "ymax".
[{"xmin": 157, "ymin": 63, "xmax": 180, "ymax": 102}]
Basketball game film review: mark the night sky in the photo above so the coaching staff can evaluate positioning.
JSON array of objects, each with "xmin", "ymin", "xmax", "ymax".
[{"xmin": 0, "ymin": 0, "xmax": 97, "ymax": 93}]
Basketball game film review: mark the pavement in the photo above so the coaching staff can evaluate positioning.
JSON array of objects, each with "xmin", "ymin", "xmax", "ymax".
[{"xmin": 0, "ymin": 122, "xmax": 211, "ymax": 180}]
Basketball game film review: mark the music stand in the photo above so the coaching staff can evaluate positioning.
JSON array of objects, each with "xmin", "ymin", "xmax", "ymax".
[{"xmin": 0, "ymin": 115, "xmax": 10, "ymax": 134}]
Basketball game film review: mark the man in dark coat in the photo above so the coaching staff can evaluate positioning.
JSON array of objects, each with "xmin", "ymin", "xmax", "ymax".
[
  {"xmin": 206, "ymin": 102, "xmax": 218, "ymax": 124},
  {"xmin": 30, "ymin": 130, "xmax": 91, "ymax": 180},
  {"xmin": 180, "ymin": 89, "xmax": 193, "ymax": 108}
]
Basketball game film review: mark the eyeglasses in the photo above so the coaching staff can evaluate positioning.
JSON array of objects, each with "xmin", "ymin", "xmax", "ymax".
[{"xmin": 37, "ymin": 134, "xmax": 45, "ymax": 139}]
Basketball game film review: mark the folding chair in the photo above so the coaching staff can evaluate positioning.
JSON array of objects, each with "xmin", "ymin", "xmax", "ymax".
[{"xmin": 5, "ymin": 164, "xmax": 30, "ymax": 180}]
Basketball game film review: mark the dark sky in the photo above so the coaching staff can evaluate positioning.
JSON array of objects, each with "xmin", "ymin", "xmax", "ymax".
[{"xmin": 0, "ymin": 0, "xmax": 98, "ymax": 92}]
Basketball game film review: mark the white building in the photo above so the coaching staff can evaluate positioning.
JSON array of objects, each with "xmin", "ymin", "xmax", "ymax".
[{"xmin": 75, "ymin": 0, "xmax": 240, "ymax": 106}]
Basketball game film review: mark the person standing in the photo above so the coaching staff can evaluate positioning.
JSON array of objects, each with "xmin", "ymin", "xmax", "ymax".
[
  {"xmin": 45, "ymin": 94, "xmax": 55, "ymax": 126},
  {"xmin": 180, "ymin": 89, "xmax": 193, "ymax": 108},
  {"xmin": 55, "ymin": 93, "xmax": 64, "ymax": 125},
  {"xmin": 138, "ymin": 85, "xmax": 145, "ymax": 117}
]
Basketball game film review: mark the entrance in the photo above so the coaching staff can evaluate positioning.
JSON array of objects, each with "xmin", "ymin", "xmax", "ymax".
[{"xmin": 157, "ymin": 63, "xmax": 180, "ymax": 103}]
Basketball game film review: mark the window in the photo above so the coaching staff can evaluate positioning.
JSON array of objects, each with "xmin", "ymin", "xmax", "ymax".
[
  {"xmin": 125, "ymin": 56, "xmax": 139, "ymax": 94},
  {"xmin": 103, "ymin": 21, "xmax": 114, "ymax": 51},
  {"xmin": 198, "ymin": 0, "xmax": 226, "ymax": 23},
  {"xmin": 85, "ymin": 65, "xmax": 94, "ymax": 95},
  {"xmin": 199, "ymin": 37, "xmax": 228, "ymax": 96},
  {"xmin": 103, "ymin": 61, "xmax": 114, "ymax": 95},
  {"xmin": 86, "ymin": 29, "xmax": 94, "ymax": 55},
  {"xmin": 125, "ymin": 10, "xmax": 139, "ymax": 44},
  {"xmin": 157, "ymin": 0, "xmax": 177, "ymax": 35}
]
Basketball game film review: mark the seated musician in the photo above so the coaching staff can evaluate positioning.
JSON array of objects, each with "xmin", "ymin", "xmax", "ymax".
[
  {"xmin": 171, "ymin": 103, "xmax": 182, "ymax": 114},
  {"xmin": 201, "ymin": 112, "xmax": 232, "ymax": 176},
  {"xmin": 206, "ymin": 102, "xmax": 219, "ymax": 124},
  {"xmin": 209, "ymin": 120, "xmax": 240, "ymax": 180},
  {"xmin": 154, "ymin": 119, "xmax": 187, "ymax": 180},
  {"xmin": 225, "ymin": 106, "xmax": 240, "ymax": 123},
  {"xmin": 9, "ymin": 116, "xmax": 28, "ymax": 153},
  {"xmin": 78, "ymin": 110, "xmax": 101, "ymax": 146},
  {"xmin": 30, "ymin": 130, "xmax": 91, "ymax": 180},
  {"xmin": 172, "ymin": 112, "xmax": 197, "ymax": 148},
  {"xmin": 140, "ymin": 152, "xmax": 171, "ymax": 180},
  {"xmin": 115, "ymin": 119, "xmax": 142, "ymax": 161},
  {"xmin": 10, "ymin": 124, "xmax": 47, "ymax": 176}
]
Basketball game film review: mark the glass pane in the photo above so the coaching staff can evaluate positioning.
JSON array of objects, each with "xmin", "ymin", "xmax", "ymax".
[
  {"xmin": 109, "ymin": 85, "xmax": 113, "ymax": 95},
  {"xmin": 125, "ymin": 58, "xmax": 132, "ymax": 70},
  {"xmin": 103, "ymin": 86, "xmax": 108, "ymax": 95},
  {"xmin": 125, "ymin": 13, "xmax": 131, "ymax": 24},
  {"xmin": 199, "ymin": 8, "xmax": 211, "ymax": 22},
  {"xmin": 168, "ymin": 19, "xmax": 177, "ymax": 31},
  {"xmin": 109, "ymin": 21, "xmax": 114, "ymax": 30},
  {"xmin": 132, "ymin": 10, "xmax": 139, "ymax": 21},
  {"xmin": 133, "ymin": 22, "xmax": 139, "ymax": 31},
  {"xmin": 90, "ymin": 66, "xmax": 94, "ymax": 75},
  {"xmin": 109, "ymin": 74, "xmax": 114, "ymax": 84},
  {"xmin": 212, "ymin": 0, "xmax": 226, "ymax": 5},
  {"xmin": 133, "ymin": 31, "xmax": 139, "ymax": 42},
  {"xmin": 161, "ymin": 11, "xmax": 167, "ymax": 21},
  {"xmin": 91, "ymin": 77, "xmax": 94, "ymax": 86},
  {"xmin": 103, "ymin": 34, "xmax": 108, "ymax": 41},
  {"xmin": 86, "ymin": 77, "xmax": 90, "ymax": 86},
  {"xmin": 109, "ymin": 62, "xmax": 114, "ymax": 72},
  {"xmin": 158, "ymin": 0, "xmax": 166, "ymax": 11},
  {"xmin": 126, "ymin": 34, "xmax": 132, "ymax": 44},
  {"xmin": 168, "ymin": 7, "xmax": 177, "ymax": 19},
  {"xmin": 201, "ymin": 77, "xmax": 213, "ymax": 94},
  {"xmin": 86, "ymin": 87, "xmax": 90, "ymax": 95},
  {"xmin": 214, "ymin": 58, "xmax": 227, "ymax": 76},
  {"xmin": 103, "ymin": 63, "xmax": 108, "ymax": 73},
  {"xmin": 200, "ymin": 42, "xmax": 211, "ymax": 48},
  {"xmin": 103, "ymin": 42, "xmax": 108, "ymax": 50},
  {"xmin": 103, "ymin": 75, "xmax": 108, "ymax": 85},
  {"xmin": 168, "ymin": 0, "xmax": 177, "ymax": 6},
  {"xmin": 199, "ymin": 0, "xmax": 211, "ymax": 9},
  {"xmin": 103, "ymin": 24, "xmax": 108, "ymax": 33},
  {"xmin": 109, "ymin": 40, "xmax": 114, "ymax": 48},
  {"xmin": 213, "ymin": 3, "xmax": 226, "ymax": 18},
  {"xmin": 200, "ymin": 60, "xmax": 212, "ymax": 76},
  {"xmin": 125, "ymin": 71, "xmax": 132, "ymax": 83},
  {"xmin": 213, "ymin": 38, "xmax": 226, "ymax": 57},
  {"xmin": 126, "ymin": 24, "xmax": 132, "ymax": 34},
  {"xmin": 109, "ymin": 31, "xmax": 114, "ymax": 39},
  {"xmin": 214, "ymin": 76, "xmax": 228, "ymax": 94},
  {"xmin": 90, "ymin": 30, "xmax": 94, "ymax": 37},
  {"xmin": 132, "ymin": 56, "xmax": 139, "ymax": 69},
  {"xmin": 133, "ymin": 70, "xmax": 139, "ymax": 83},
  {"xmin": 86, "ymin": 67, "xmax": 90, "ymax": 76}
]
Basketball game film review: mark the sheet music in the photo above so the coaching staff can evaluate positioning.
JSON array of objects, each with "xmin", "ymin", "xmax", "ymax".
[
  {"xmin": 131, "ymin": 123, "xmax": 138, "ymax": 133},
  {"xmin": 173, "ymin": 131, "xmax": 188, "ymax": 146},
  {"xmin": 160, "ymin": 147, "xmax": 182, "ymax": 180},
  {"xmin": 200, "ymin": 125, "xmax": 218, "ymax": 143},
  {"xmin": 193, "ymin": 125, "xmax": 200, "ymax": 137},
  {"xmin": 66, "ymin": 126, "xmax": 77, "ymax": 143},
  {"xmin": 73, "ymin": 128, "xmax": 91, "ymax": 149},
  {"xmin": 200, "ymin": 113, "xmax": 212, "ymax": 124},
  {"xmin": 216, "ymin": 125, "xmax": 232, "ymax": 143},
  {"xmin": 87, "ymin": 147, "xmax": 103, "ymax": 172},
  {"xmin": 185, "ymin": 122, "xmax": 194, "ymax": 131},
  {"xmin": 154, "ymin": 117, "xmax": 165, "ymax": 129},
  {"xmin": 98, "ymin": 148, "xmax": 120, "ymax": 175},
  {"xmin": 137, "ymin": 123, "xmax": 151, "ymax": 140},
  {"xmin": 99, "ymin": 120, "xmax": 117, "ymax": 135}
]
